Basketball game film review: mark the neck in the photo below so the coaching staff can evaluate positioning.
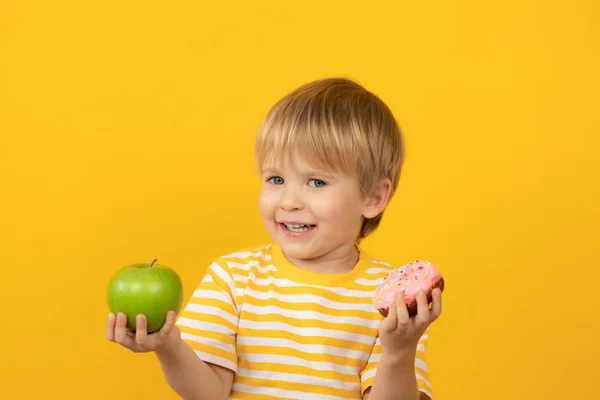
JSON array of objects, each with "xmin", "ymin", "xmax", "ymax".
[{"xmin": 285, "ymin": 243, "xmax": 360, "ymax": 274}]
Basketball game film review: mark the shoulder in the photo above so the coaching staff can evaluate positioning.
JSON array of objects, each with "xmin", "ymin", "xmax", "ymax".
[
  {"xmin": 207, "ymin": 244, "xmax": 274, "ymax": 276},
  {"xmin": 358, "ymin": 248, "xmax": 396, "ymax": 280},
  {"xmin": 196, "ymin": 244, "xmax": 273, "ymax": 295},
  {"xmin": 217, "ymin": 243, "xmax": 273, "ymax": 263}
]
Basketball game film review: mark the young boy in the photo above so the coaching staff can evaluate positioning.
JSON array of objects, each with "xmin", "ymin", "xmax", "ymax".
[{"xmin": 106, "ymin": 78, "xmax": 443, "ymax": 400}]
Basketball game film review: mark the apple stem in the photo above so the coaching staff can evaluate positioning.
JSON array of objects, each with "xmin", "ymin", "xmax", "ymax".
[{"xmin": 150, "ymin": 259, "xmax": 157, "ymax": 268}]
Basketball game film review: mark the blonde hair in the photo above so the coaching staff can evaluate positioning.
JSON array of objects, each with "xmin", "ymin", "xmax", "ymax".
[{"xmin": 255, "ymin": 78, "xmax": 405, "ymax": 240}]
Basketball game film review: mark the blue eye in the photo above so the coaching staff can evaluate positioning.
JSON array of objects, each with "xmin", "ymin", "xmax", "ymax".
[
  {"xmin": 309, "ymin": 179, "xmax": 326, "ymax": 188},
  {"xmin": 268, "ymin": 176, "xmax": 284, "ymax": 185}
]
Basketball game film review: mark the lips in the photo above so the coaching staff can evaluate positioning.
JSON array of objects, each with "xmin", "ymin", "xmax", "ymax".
[
  {"xmin": 279, "ymin": 222, "xmax": 316, "ymax": 234},
  {"xmin": 284, "ymin": 223, "xmax": 312, "ymax": 232}
]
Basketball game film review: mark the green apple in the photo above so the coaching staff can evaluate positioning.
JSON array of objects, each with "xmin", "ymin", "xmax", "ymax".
[{"xmin": 107, "ymin": 259, "xmax": 184, "ymax": 333}]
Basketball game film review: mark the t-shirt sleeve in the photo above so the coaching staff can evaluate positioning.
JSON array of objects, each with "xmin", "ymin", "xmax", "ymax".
[
  {"xmin": 360, "ymin": 329, "xmax": 433, "ymax": 399},
  {"xmin": 175, "ymin": 258, "xmax": 239, "ymax": 372}
]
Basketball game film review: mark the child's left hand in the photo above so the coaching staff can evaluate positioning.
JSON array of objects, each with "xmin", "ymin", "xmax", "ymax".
[{"xmin": 379, "ymin": 288, "xmax": 443, "ymax": 353}]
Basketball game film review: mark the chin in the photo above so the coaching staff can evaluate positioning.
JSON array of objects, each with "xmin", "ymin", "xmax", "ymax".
[{"xmin": 278, "ymin": 241, "xmax": 320, "ymax": 261}]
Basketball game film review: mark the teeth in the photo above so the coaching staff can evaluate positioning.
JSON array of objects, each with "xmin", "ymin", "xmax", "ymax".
[{"xmin": 285, "ymin": 224, "xmax": 311, "ymax": 232}]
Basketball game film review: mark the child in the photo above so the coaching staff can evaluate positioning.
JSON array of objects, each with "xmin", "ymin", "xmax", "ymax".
[{"xmin": 106, "ymin": 78, "xmax": 443, "ymax": 400}]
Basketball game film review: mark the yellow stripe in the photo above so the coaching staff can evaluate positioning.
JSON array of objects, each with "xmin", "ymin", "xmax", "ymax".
[
  {"xmin": 234, "ymin": 375, "xmax": 362, "ymax": 399},
  {"xmin": 239, "ymin": 359, "xmax": 357, "ymax": 383},
  {"xmin": 230, "ymin": 266, "xmax": 387, "ymax": 291},
  {"xmin": 229, "ymin": 392, "xmax": 282, "ymax": 400},
  {"xmin": 180, "ymin": 309, "xmax": 237, "ymax": 332},
  {"xmin": 241, "ymin": 310, "xmax": 378, "ymax": 336},
  {"xmin": 237, "ymin": 327, "xmax": 373, "ymax": 354},
  {"xmin": 417, "ymin": 376, "xmax": 431, "ymax": 391},
  {"xmin": 206, "ymin": 266, "xmax": 234, "ymax": 296},
  {"xmin": 178, "ymin": 325, "xmax": 234, "ymax": 346},
  {"xmin": 221, "ymin": 252, "xmax": 270, "ymax": 264},
  {"xmin": 240, "ymin": 284, "xmax": 373, "ymax": 305},
  {"xmin": 241, "ymin": 294, "xmax": 380, "ymax": 320},
  {"xmin": 416, "ymin": 366, "xmax": 430, "ymax": 381},
  {"xmin": 237, "ymin": 344, "xmax": 366, "ymax": 368},
  {"xmin": 184, "ymin": 341, "xmax": 236, "ymax": 364},
  {"xmin": 187, "ymin": 293, "xmax": 236, "ymax": 312},
  {"xmin": 246, "ymin": 279, "xmax": 373, "ymax": 303},
  {"xmin": 361, "ymin": 375, "xmax": 375, "ymax": 393}
]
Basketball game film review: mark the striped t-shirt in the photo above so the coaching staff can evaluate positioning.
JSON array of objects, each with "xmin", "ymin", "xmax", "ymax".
[{"xmin": 175, "ymin": 243, "xmax": 432, "ymax": 399}]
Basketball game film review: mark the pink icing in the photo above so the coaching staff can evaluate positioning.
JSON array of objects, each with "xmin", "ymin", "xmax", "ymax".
[{"xmin": 373, "ymin": 260, "xmax": 442, "ymax": 310}]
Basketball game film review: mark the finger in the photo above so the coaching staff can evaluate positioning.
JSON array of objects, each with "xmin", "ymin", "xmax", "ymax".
[
  {"xmin": 159, "ymin": 311, "xmax": 177, "ymax": 340},
  {"xmin": 135, "ymin": 315, "xmax": 148, "ymax": 348},
  {"xmin": 415, "ymin": 290, "xmax": 430, "ymax": 325},
  {"xmin": 395, "ymin": 290, "xmax": 410, "ymax": 327},
  {"xmin": 380, "ymin": 300, "xmax": 398, "ymax": 333},
  {"xmin": 429, "ymin": 288, "xmax": 443, "ymax": 323},
  {"xmin": 106, "ymin": 313, "xmax": 116, "ymax": 342},
  {"xmin": 114, "ymin": 312, "xmax": 135, "ymax": 348}
]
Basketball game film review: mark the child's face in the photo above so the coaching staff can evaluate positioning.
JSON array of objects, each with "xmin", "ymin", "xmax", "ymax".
[{"xmin": 258, "ymin": 153, "xmax": 374, "ymax": 263}]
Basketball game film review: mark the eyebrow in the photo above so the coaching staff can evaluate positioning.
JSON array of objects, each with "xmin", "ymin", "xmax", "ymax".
[
  {"xmin": 261, "ymin": 167, "xmax": 337, "ymax": 180},
  {"xmin": 261, "ymin": 168, "xmax": 281, "ymax": 175}
]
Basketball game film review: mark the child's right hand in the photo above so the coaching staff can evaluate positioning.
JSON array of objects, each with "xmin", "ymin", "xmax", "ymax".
[{"xmin": 106, "ymin": 311, "xmax": 179, "ymax": 353}]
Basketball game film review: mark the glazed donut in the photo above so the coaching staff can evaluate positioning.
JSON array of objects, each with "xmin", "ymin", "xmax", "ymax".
[{"xmin": 374, "ymin": 260, "xmax": 445, "ymax": 317}]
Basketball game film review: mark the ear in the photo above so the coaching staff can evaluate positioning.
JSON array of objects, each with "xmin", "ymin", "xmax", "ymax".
[{"xmin": 362, "ymin": 178, "xmax": 393, "ymax": 219}]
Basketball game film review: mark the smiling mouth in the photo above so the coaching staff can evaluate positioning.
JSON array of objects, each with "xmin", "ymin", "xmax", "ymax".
[{"xmin": 280, "ymin": 223, "xmax": 316, "ymax": 233}]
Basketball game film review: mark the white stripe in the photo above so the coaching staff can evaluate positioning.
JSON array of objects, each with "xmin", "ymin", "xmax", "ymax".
[
  {"xmin": 239, "ymin": 353, "xmax": 357, "ymax": 375},
  {"xmin": 232, "ymin": 273, "xmax": 249, "ymax": 284},
  {"xmin": 225, "ymin": 249, "xmax": 271, "ymax": 261},
  {"xmin": 244, "ymin": 286, "xmax": 376, "ymax": 312},
  {"xmin": 371, "ymin": 259, "xmax": 392, "ymax": 267},
  {"xmin": 415, "ymin": 358, "xmax": 428, "ymax": 372},
  {"xmin": 355, "ymin": 278, "xmax": 383, "ymax": 286},
  {"xmin": 180, "ymin": 332, "xmax": 235, "ymax": 353},
  {"xmin": 184, "ymin": 304, "xmax": 238, "ymax": 325},
  {"xmin": 232, "ymin": 383, "xmax": 351, "ymax": 400},
  {"xmin": 227, "ymin": 260, "xmax": 278, "ymax": 273},
  {"xmin": 238, "ymin": 319, "xmax": 374, "ymax": 345},
  {"xmin": 367, "ymin": 352, "xmax": 381, "ymax": 363},
  {"xmin": 417, "ymin": 344, "xmax": 426, "ymax": 352},
  {"xmin": 176, "ymin": 317, "xmax": 234, "ymax": 335},
  {"xmin": 416, "ymin": 373, "xmax": 432, "ymax": 389},
  {"xmin": 236, "ymin": 368, "xmax": 359, "ymax": 392},
  {"xmin": 241, "ymin": 303, "xmax": 379, "ymax": 328},
  {"xmin": 235, "ymin": 287, "xmax": 246, "ymax": 299},
  {"xmin": 361, "ymin": 367, "xmax": 376, "ymax": 382},
  {"xmin": 191, "ymin": 288, "xmax": 236, "ymax": 311},
  {"xmin": 248, "ymin": 269, "xmax": 374, "ymax": 298},
  {"xmin": 362, "ymin": 362, "xmax": 430, "ymax": 390},
  {"xmin": 366, "ymin": 267, "xmax": 393, "ymax": 274},
  {"xmin": 237, "ymin": 336, "xmax": 370, "ymax": 360},
  {"xmin": 419, "ymin": 387, "xmax": 433, "ymax": 399},
  {"xmin": 193, "ymin": 350, "xmax": 237, "ymax": 372},
  {"xmin": 209, "ymin": 262, "xmax": 237, "ymax": 297}
]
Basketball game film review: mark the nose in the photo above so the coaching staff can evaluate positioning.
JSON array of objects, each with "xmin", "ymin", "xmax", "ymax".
[{"xmin": 280, "ymin": 186, "xmax": 303, "ymax": 211}]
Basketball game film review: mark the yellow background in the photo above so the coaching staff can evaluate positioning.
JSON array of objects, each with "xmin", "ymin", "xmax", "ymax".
[{"xmin": 1, "ymin": 1, "xmax": 598, "ymax": 399}]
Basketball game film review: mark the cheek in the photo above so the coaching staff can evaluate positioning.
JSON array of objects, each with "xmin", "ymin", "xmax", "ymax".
[
  {"xmin": 258, "ymin": 189, "xmax": 276, "ymax": 217},
  {"xmin": 314, "ymin": 195, "xmax": 363, "ymax": 224}
]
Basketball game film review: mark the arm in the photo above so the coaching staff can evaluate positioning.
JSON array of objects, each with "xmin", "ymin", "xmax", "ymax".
[
  {"xmin": 165, "ymin": 258, "xmax": 240, "ymax": 399},
  {"xmin": 155, "ymin": 331, "xmax": 234, "ymax": 400},
  {"xmin": 108, "ymin": 258, "xmax": 239, "ymax": 400},
  {"xmin": 363, "ymin": 349, "xmax": 420, "ymax": 400},
  {"xmin": 363, "ymin": 289, "xmax": 442, "ymax": 400},
  {"xmin": 108, "ymin": 312, "xmax": 234, "ymax": 400}
]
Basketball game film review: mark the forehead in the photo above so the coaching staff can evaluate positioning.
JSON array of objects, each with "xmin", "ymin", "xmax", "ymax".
[{"xmin": 261, "ymin": 150, "xmax": 344, "ymax": 174}]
